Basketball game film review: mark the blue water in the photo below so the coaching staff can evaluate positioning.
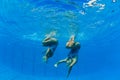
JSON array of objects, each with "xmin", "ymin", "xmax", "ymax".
[{"xmin": 0, "ymin": 0, "xmax": 120, "ymax": 80}]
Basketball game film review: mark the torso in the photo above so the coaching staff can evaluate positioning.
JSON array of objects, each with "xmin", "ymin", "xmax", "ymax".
[{"xmin": 68, "ymin": 42, "xmax": 80, "ymax": 58}]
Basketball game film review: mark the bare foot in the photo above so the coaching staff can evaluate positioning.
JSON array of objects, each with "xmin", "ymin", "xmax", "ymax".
[
  {"xmin": 43, "ymin": 56, "xmax": 47, "ymax": 63},
  {"xmin": 54, "ymin": 64, "xmax": 58, "ymax": 67}
]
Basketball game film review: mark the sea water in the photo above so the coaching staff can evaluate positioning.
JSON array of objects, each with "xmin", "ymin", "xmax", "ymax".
[{"xmin": 0, "ymin": 0, "xmax": 120, "ymax": 80}]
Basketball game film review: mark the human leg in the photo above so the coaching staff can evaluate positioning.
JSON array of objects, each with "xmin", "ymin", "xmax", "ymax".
[
  {"xmin": 66, "ymin": 56, "xmax": 78, "ymax": 77},
  {"xmin": 69, "ymin": 56, "xmax": 77, "ymax": 67},
  {"xmin": 43, "ymin": 48, "xmax": 53, "ymax": 62},
  {"xmin": 54, "ymin": 58, "xmax": 67, "ymax": 67}
]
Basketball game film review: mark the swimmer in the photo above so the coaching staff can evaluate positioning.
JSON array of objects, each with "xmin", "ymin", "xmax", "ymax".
[
  {"xmin": 54, "ymin": 35, "xmax": 80, "ymax": 77},
  {"xmin": 42, "ymin": 37, "xmax": 58, "ymax": 63}
]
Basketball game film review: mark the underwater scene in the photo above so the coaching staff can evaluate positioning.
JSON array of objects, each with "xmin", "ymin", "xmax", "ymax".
[{"xmin": 0, "ymin": 0, "xmax": 120, "ymax": 80}]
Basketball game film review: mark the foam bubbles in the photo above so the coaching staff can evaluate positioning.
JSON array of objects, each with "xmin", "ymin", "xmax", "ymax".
[{"xmin": 83, "ymin": 0, "xmax": 105, "ymax": 11}]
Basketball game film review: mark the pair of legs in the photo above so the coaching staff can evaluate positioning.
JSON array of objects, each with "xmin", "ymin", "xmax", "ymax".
[
  {"xmin": 43, "ymin": 48, "xmax": 53, "ymax": 63},
  {"xmin": 54, "ymin": 56, "xmax": 78, "ymax": 77}
]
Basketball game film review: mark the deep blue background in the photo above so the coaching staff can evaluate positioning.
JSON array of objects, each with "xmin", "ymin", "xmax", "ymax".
[{"xmin": 0, "ymin": 0, "xmax": 120, "ymax": 80}]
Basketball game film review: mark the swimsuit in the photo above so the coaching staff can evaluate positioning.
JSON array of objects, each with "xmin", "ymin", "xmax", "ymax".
[{"xmin": 68, "ymin": 48, "xmax": 79, "ymax": 58}]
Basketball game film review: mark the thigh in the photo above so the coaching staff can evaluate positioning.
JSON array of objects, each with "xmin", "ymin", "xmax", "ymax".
[
  {"xmin": 70, "ymin": 56, "xmax": 78, "ymax": 67},
  {"xmin": 46, "ymin": 48, "xmax": 53, "ymax": 58}
]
